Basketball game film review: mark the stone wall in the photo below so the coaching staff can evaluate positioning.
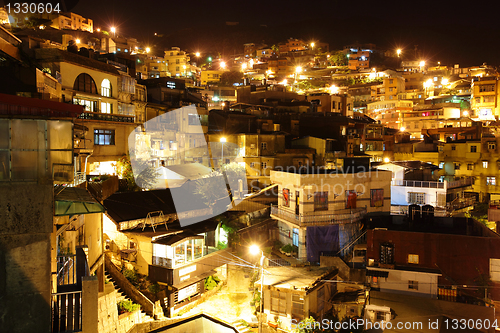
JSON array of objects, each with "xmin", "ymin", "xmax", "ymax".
[{"xmin": 98, "ymin": 288, "xmax": 119, "ymax": 333}]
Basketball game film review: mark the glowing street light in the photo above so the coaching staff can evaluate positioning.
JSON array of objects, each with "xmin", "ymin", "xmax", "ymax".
[
  {"xmin": 241, "ymin": 63, "xmax": 247, "ymax": 71},
  {"xmin": 384, "ymin": 157, "xmax": 390, "ymax": 163},
  {"xmin": 310, "ymin": 42, "xmax": 315, "ymax": 49},
  {"xmin": 195, "ymin": 52, "xmax": 200, "ymax": 57},
  {"xmin": 441, "ymin": 78, "xmax": 449, "ymax": 86},
  {"xmin": 400, "ymin": 127, "xmax": 406, "ymax": 132},
  {"xmin": 295, "ymin": 66, "xmax": 303, "ymax": 73},
  {"xmin": 145, "ymin": 47, "xmax": 151, "ymax": 53},
  {"xmin": 75, "ymin": 39, "xmax": 80, "ymax": 44},
  {"xmin": 110, "ymin": 26, "xmax": 116, "ymax": 36},
  {"xmin": 329, "ymin": 85, "xmax": 339, "ymax": 95},
  {"xmin": 250, "ymin": 245, "xmax": 265, "ymax": 333},
  {"xmin": 220, "ymin": 61, "xmax": 226, "ymax": 69},
  {"xmin": 396, "ymin": 49, "xmax": 402, "ymax": 57},
  {"xmin": 419, "ymin": 60, "xmax": 425, "ymax": 68}
]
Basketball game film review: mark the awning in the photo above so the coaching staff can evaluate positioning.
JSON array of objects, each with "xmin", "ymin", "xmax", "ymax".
[
  {"xmin": 54, "ymin": 187, "xmax": 105, "ymax": 216},
  {"xmin": 366, "ymin": 269, "xmax": 389, "ymax": 278},
  {"xmin": 152, "ymin": 233, "xmax": 204, "ymax": 247}
]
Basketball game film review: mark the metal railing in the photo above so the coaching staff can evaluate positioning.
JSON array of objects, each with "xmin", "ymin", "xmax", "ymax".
[
  {"xmin": 152, "ymin": 256, "xmax": 173, "ymax": 269},
  {"xmin": 52, "ymin": 290, "xmax": 82, "ymax": 332},
  {"xmin": 270, "ymin": 205, "xmax": 366, "ymax": 226},
  {"xmin": 392, "ymin": 179, "xmax": 445, "ymax": 189},
  {"xmin": 73, "ymin": 172, "xmax": 86, "ymax": 186},
  {"xmin": 78, "ymin": 111, "xmax": 134, "ymax": 123},
  {"xmin": 57, "ymin": 255, "xmax": 77, "ymax": 286},
  {"xmin": 390, "ymin": 205, "xmax": 447, "ymax": 217},
  {"xmin": 447, "ymin": 177, "xmax": 473, "ymax": 189}
]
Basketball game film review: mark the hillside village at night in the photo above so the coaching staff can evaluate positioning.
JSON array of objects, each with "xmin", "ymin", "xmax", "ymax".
[{"xmin": 1, "ymin": 5, "xmax": 500, "ymax": 333}]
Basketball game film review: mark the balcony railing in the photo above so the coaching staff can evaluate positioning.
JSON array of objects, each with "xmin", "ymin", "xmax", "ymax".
[
  {"xmin": 78, "ymin": 111, "xmax": 134, "ymax": 123},
  {"xmin": 447, "ymin": 177, "xmax": 473, "ymax": 189},
  {"xmin": 52, "ymin": 290, "xmax": 82, "ymax": 332},
  {"xmin": 390, "ymin": 205, "xmax": 447, "ymax": 217},
  {"xmin": 56, "ymin": 255, "xmax": 77, "ymax": 286},
  {"xmin": 270, "ymin": 205, "xmax": 366, "ymax": 226},
  {"xmin": 392, "ymin": 179, "xmax": 445, "ymax": 189}
]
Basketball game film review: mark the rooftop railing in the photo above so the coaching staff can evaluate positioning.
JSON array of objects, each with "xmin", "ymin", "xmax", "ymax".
[{"xmin": 271, "ymin": 205, "xmax": 366, "ymax": 226}]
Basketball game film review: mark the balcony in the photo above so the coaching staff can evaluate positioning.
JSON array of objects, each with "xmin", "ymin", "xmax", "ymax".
[
  {"xmin": 78, "ymin": 111, "xmax": 134, "ymax": 123},
  {"xmin": 391, "ymin": 179, "xmax": 445, "ymax": 189},
  {"xmin": 447, "ymin": 177, "xmax": 473, "ymax": 189},
  {"xmin": 270, "ymin": 205, "xmax": 366, "ymax": 227}
]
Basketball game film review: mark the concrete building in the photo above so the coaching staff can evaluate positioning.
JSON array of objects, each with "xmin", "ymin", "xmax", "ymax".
[
  {"xmin": 0, "ymin": 93, "xmax": 102, "ymax": 332},
  {"xmin": 164, "ymin": 47, "xmax": 191, "ymax": 77},
  {"xmin": 471, "ymin": 76, "xmax": 499, "ymax": 121},
  {"xmin": 255, "ymin": 266, "xmax": 337, "ymax": 328},
  {"xmin": 270, "ymin": 159, "xmax": 392, "ymax": 262},
  {"xmin": 366, "ymin": 100, "xmax": 413, "ymax": 131},
  {"xmin": 51, "ymin": 12, "xmax": 94, "ymax": 33}
]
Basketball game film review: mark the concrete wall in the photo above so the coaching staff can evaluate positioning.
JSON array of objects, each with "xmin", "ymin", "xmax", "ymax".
[
  {"xmin": 0, "ymin": 184, "xmax": 53, "ymax": 333},
  {"xmin": 368, "ymin": 268, "xmax": 439, "ymax": 298}
]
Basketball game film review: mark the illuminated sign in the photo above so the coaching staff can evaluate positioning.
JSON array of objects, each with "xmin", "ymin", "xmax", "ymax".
[{"xmin": 166, "ymin": 81, "xmax": 176, "ymax": 89}]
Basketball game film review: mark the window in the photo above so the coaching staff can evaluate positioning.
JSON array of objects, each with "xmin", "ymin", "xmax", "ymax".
[
  {"xmin": 487, "ymin": 177, "xmax": 496, "ymax": 185},
  {"xmin": 475, "ymin": 97, "xmax": 481, "ymax": 104},
  {"xmin": 94, "ymin": 129, "xmax": 115, "ymax": 145},
  {"xmin": 483, "ymin": 161, "xmax": 488, "ymax": 168},
  {"xmin": 73, "ymin": 73, "xmax": 97, "ymax": 94},
  {"xmin": 470, "ymin": 145, "xmax": 477, "ymax": 153},
  {"xmin": 101, "ymin": 79, "xmax": 112, "ymax": 97},
  {"xmin": 101, "ymin": 102, "xmax": 112, "ymax": 114},
  {"xmin": 283, "ymin": 188, "xmax": 290, "ymax": 207},
  {"xmin": 454, "ymin": 163, "xmax": 460, "ymax": 170},
  {"xmin": 408, "ymin": 254, "xmax": 419, "ymax": 264},
  {"xmin": 489, "ymin": 142, "xmax": 496, "ymax": 150},
  {"xmin": 484, "ymin": 96, "xmax": 495, "ymax": 103},
  {"xmin": 292, "ymin": 228, "xmax": 299, "ymax": 247},
  {"xmin": 490, "ymin": 258, "xmax": 500, "ymax": 282},
  {"xmin": 467, "ymin": 164, "xmax": 474, "ymax": 170},
  {"xmin": 408, "ymin": 280, "xmax": 418, "ymax": 290},
  {"xmin": 271, "ymin": 290, "xmax": 287, "ymax": 316},
  {"xmin": 314, "ymin": 192, "xmax": 328, "ymax": 211},
  {"xmin": 408, "ymin": 192, "xmax": 425, "ymax": 205},
  {"xmin": 370, "ymin": 189, "xmax": 384, "ymax": 207},
  {"xmin": 261, "ymin": 162, "xmax": 267, "ymax": 169},
  {"xmin": 73, "ymin": 98, "xmax": 97, "ymax": 112},
  {"xmin": 479, "ymin": 84, "xmax": 495, "ymax": 92},
  {"xmin": 261, "ymin": 142, "xmax": 267, "ymax": 150},
  {"xmin": 451, "ymin": 146, "xmax": 456, "ymax": 151}
]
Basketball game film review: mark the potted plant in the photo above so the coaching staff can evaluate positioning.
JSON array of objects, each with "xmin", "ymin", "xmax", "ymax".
[{"xmin": 281, "ymin": 244, "xmax": 294, "ymax": 256}]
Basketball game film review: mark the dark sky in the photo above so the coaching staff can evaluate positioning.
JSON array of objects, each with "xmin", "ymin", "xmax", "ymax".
[{"xmin": 71, "ymin": 0, "xmax": 500, "ymax": 67}]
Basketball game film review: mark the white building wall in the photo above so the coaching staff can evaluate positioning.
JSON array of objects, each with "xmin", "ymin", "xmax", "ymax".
[{"xmin": 369, "ymin": 268, "xmax": 440, "ymax": 298}]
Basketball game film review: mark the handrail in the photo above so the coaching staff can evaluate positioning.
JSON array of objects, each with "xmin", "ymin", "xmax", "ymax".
[{"xmin": 270, "ymin": 205, "xmax": 366, "ymax": 226}]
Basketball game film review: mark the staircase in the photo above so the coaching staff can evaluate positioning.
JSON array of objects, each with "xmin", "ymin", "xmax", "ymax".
[
  {"xmin": 105, "ymin": 271, "xmax": 154, "ymax": 323},
  {"xmin": 231, "ymin": 320, "xmax": 253, "ymax": 333}
]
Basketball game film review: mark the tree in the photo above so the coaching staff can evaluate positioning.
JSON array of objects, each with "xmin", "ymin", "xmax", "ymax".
[
  {"xmin": 330, "ymin": 51, "xmax": 348, "ymax": 66},
  {"xmin": 116, "ymin": 153, "xmax": 159, "ymax": 191},
  {"xmin": 220, "ymin": 70, "xmax": 244, "ymax": 86}
]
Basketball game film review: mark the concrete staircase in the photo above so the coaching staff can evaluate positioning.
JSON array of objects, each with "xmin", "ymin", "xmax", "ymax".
[
  {"xmin": 105, "ymin": 271, "xmax": 154, "ymax": 323},
  {"xmin": 231, "ymin": 320, "xmax": 253, "ymax": 333}
]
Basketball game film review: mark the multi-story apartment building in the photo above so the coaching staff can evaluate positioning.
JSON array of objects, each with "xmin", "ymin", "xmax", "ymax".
[
  {"xmin": 366, "ymin": 100, "xmax": 413, "ymax": 130},
  {"xmin": 471, "ymin": 76, "xmax": 499, "ymax": 121},
  {"xmin": 278, "ymin": 38, "xmax": 308, "ymax": 54},
  {"xmin": 164, "ymin": 47, "xmax": 190, "ymax": 77},
  {"xmin": 308, "ymin": 93, "xmax": 353, "ymax": 116},
  {"xmin": 440, "ymin": 136, "xmax": 500, "ymax": 202},
  {"xmin": 348, "ymin": 50, "xmax": 370, "ymax": 70},
  {"xmin": 51, "ymin": 12, "xmax": 94, "ymax": 32},
  {"xmin": 270, "ymin": 159, "xmax": 392, "ymax": 262},
  {"xmin": 144, "ymin": 55, "xmax": 170, "ymax": 79},
  {"xmin": 371, "ymin": 76, "xmax": 405, "ymax": 101},
  {"xmin": 35, "ymin": 48, "xmax": 137, "ymax": 176}
]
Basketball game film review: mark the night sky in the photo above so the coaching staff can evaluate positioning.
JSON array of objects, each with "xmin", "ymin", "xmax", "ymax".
[{"xmin": 70, "ymin": 0, "xmax": 500, "ymax": 67}]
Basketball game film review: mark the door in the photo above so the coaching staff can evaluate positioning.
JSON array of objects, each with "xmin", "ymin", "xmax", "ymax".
[{"xmin": 295, "ymin": 191, "xmax": 300, "ymax": 215}]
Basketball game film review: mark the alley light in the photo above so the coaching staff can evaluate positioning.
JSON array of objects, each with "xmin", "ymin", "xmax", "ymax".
[
  {"xmin": 96, "ymin": 28, "xmax": 100, "ymax": 32},
  {"xmin": 295, "ymin": 66, "xmax": 303, "ymax": 73},
  {"xmin": 419, "ymin": 60, "xmax": 425, "ymax": 67},
  {"xmin": 441, "ymin": 78, "xmax": 449, "ymax": 86},
  {"xmin": 463, "ymin": 110, "xmax": 469, "ymax": 117},
  {"xmin": 75, "ymin": 39, "xmax": 80, "ymax": 44},
  {"xmin": 384, "ymin": 157, "xmax": 390, "ymax": 163},
  {"xmin": 195, "ymin": 52, "xmax": 200, "ymax": 57},
  {"xmin": 400, "ymin": 127, "xmax": 406, "ymax": 132},
  {"xmin": 110, "ymin": 26, "xmax": 116, "ymax": 34},
  {"xmin": 241, "ymin": 63, "xmax": 247, "ymax": 71},
  {"xmin": 397, "ymin": 49, "xmax": 402, "ymax": 57},
  {"xmin": 311, "ymin": 42, "xmax": 315, "ymax": 49},
  {"xmin": 146, "ymin": 47, "xmax": 151, "ymax": 53},
  {"xmin": 329, "ymin": 85, "xmax": 339, "ymax": 94},
  {"xmin": 423, "ymin": 79, "xmax": 434, "ymax": 89},
  {"xmin": 220, "ymin": 61, "xmax": 226, "ymax": 69}
]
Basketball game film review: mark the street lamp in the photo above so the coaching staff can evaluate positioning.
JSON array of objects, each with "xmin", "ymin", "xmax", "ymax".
[
  {"xmin": 397, "ymin": 49, "xmax": 402, "ymax": 57},
  {"xmin": 110, "ymin": 26, "xmax": 116, "ymax": 37},
  {"xmin": 250, "ymin": 245, "xmax": 265, "ymax": 333},
  {"xmin": 220, "ymin": 137, "xmax": 226, "ymax": 166}
]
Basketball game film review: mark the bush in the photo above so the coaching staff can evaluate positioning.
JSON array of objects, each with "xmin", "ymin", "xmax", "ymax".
[
  {"xmin": 205, "ymin": 275, "xmax": 221, "ymax": 291},
  {"xmin": 118, "ymin": 300, "xmax": 140, "ymax": 314},
  {"xmin": 122, "ymin": 268, "xmax": 139, "ymax": 287},
  {"xmin": 148, "ymin": 283, "xmax": 161, "ymax": 294},
  {"xmin": 281, "ymin": 244, "xmax": 294, "ymax": 253}
]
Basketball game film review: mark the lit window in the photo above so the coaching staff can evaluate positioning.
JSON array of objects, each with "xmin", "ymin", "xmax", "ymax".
[
  {"xmin": 100, "ymin": 102, "xmax": 112, "ymax": 114},
  {"xmin": 101, "ymin": 79, "xmax": 112, "ymax": 97},
  {"xmin": 483, "ymin": 161, "xmax": 488, "ymax": 168},
  {"xmin": 261, "ymin": 142, "xmax": 267, "ymax": 150},
  {"xmin": 487, "ymin": 177, "xmax": 496, "ymax": 185},
  {"xmin": 94, "ymin": 129, "xmax": 115, "ymax": 145},
  {"xmin": 408, "ymin": 254, "xmax": 419, "ymax": 264}
]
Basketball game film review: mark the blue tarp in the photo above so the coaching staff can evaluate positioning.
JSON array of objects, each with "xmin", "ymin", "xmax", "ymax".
[{"xmin": 306, "ymin": 225, "xmax": 339, "ymax": 262}]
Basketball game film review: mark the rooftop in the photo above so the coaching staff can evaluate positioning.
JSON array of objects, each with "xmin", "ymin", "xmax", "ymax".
[{"xmin": 256, "ymin": 266, "xmax": 336, "ymax": 292}]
